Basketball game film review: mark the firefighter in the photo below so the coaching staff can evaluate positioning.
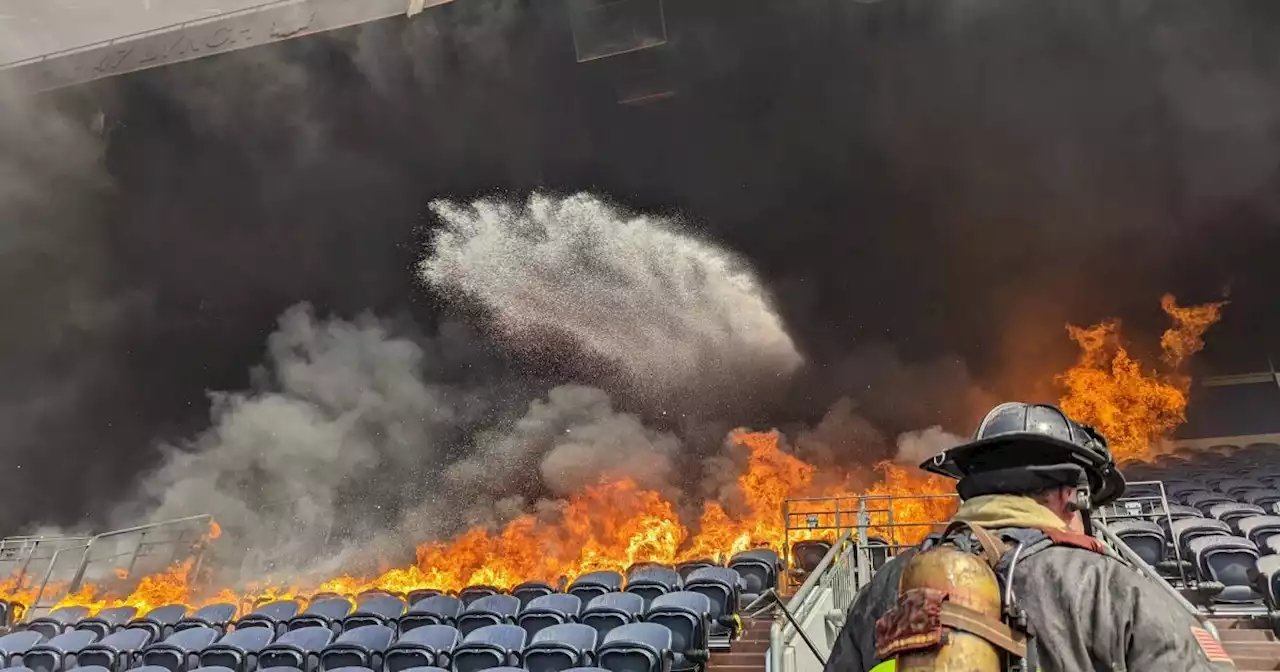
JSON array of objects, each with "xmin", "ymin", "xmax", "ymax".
[{"xmin": 824, "ymin": 401, "xmax": 1236, "ymax": 672}]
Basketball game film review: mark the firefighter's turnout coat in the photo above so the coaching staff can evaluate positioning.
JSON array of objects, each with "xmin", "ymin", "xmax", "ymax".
[{"xmin": 824, "ymin": 495, "xmax": 1236, "ymax": 672}]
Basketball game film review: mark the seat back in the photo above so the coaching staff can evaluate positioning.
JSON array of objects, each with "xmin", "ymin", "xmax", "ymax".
[
  {"xmin": 581, "ymin": 593, "xmax": 644, "ymax": 641},
  {"xmin": 140, "ymin": 626, "xmax": 220, "ymax": 672},
  {"xmin": 236, "ymin": 601, "xmax": 301, "ymax": 634},
  {"xmin": 343, "ymin": 596, "xmax": 406, "ymax": 630},
  {"xmin": 1238, "ymin": 515, "xmax": 1280, "ymax": 548},
  {"xmin": 568, "ymin": 573, "xmax": 623, "ymax": 605},
  {"xmin": 1188, "ymin": 536, "xmax": 1261, "ymax": 603},
  {"xmin": 198, "ymin": 627, "xmax": 276, "ymax": 672},
  {"xmin": 597, "ymin": 623, "xmax": 672, "ymax": 672},
  {"xmin": 457, "ymin": 587, "xmax": 500, "ymax": 607},
  {"xmin": 76, "ymin": 607, "xmax": 139, "ymax": 639},
  {"xmin": 28, "ymin": 607, "xmax": 91, "ymax": 640},
  {"xmin": 683, "ymin": 567, "xmax": 740, "ymax": 618},
  {"xmin": 318, "ymin": 625, "xmax": 394, "ymax": 671},
  {"xmin": 518, "ymin": 594, "xmax": 582, "ymax": 639},
  {"xmin": 78, "ymin": 627, "xmax": 155, "ymax": 670},
  {"xmin": 1106, "ymin": 519, "xmax": 1166, "ymax": 566},
  {"xmin": 0, "ymin": 630, "xmax": 47, "ymax": 665},
  {"xmin": 790, "ymin": 541, "xmax": 831, "ymax": 573},
  {"xmin": 288, "ymin": 599, "xmax": 352, "ymax": 633},
  {"xmin": 401, "ymin": 596, "xmax": 464, "ymax": 633},
  {"xmin": 524, "ymin": 624, "xmax": 597, "ymax": 672},
  {"xmin": 24, "ymin": 629, "xmax": 100, "ymax": 672},
  {"xmin": 450, "ymin": 625, "xmax": 526, "ymax": 672},
  {"xmin": 457, "ymin": 595, "xmax": 521, "ymax": 636},
  {"xmin": 384, "ymin": 625, "xmax": 461, "ymax": 672},
  {"xmin": 624, "ymin": 567, "xmax": 680, "ymax": 608},
  {"xmin": 511, "ymin": 583, "xmax": 556, "ymax": 610},
  {"xmin": 728, "ymin": 549, "xmax": 779, "ymax": 595},
  {"xmin": 131, "ymin": 606, "xmax": 190, "ymax": 641},
  {"xmin": 176, "ymin": 604, "xmax": 238, "ymax": 634},
  {"xmin": 644, "ymin": 592, "xmax": 711, "ymax": 658},
  {"xmin": 405, "ymin": 590, "xmax": 443, "ymax": 607},
  {"xmin": 259, "ymin": 626, "xmax": 335, "ymax": 671}
]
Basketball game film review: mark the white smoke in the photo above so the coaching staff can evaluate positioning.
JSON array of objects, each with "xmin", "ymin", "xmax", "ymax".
[
  {"xmin": 419, "ymin": 192, "xmax": 804, "ymax": 408},
  {"xmin": 894, "ymin": 426, "xmax": 965, "ymax": 466}
]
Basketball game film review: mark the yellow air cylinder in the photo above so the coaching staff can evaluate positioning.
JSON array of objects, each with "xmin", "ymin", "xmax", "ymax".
[{"xmin": 894, "ymin": 546, "xmax": 1005, "ymax": 672}]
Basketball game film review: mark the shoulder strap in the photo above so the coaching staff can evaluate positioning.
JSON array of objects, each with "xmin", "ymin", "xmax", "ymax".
[{"xmin": 941, "ymin": 520, "xmax": 1009, "ymax": 569}]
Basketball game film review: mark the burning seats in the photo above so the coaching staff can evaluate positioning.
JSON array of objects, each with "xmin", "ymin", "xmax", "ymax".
[
  {"xmin": 384, "ymin": 625, "xmax": 461, "ymax": 672},
  {"xmin": 580, "ymin": 594, "xmax": 644, "ymax": 641},
  {"xmin": 257, "ymin": 626, "xmax": 335, "ymax": 672},
  {"xmin": 77, "ymin": 627, "xmax": 155, "ymax": 671},
  {"xmin": 522, "ymin": 623, "xmax": 598, "ymax": 672},
  {"xmin": 0, "ymin": 631, "xmax": 46, "ymax": 666},
  {"xmin": 512, "ymin": 583, "xmax": 556, "ymax": 610},
  {"xmin": 129, "ymin": 606, "xmax": 189, "ymax": 641},
  {"xmin": 596, "ymin": 623, "xmax": 673, "ymax": 672},
  {"xmin": 176, "ymin": 605, "xmax": 238, "ymax": 636},
  {"xmin": 790, "ymin": 541, "xmax": 831, "ymax": 574},
  {"xmin": 317, "ymin": 625, "xmax": 395, "ymax": 671},
  {"xmin": 567, "ymin": 573, "xmax": 623, "ymax": 605},
  {"xmin": 235, "ymin": 602, "xmax": 301, "ymax": 635},
  {"xmin": 139, "ymin": 625, "xmax": 220, "ymax": 672},
  {"xmin": 624, "ymin": 567, "xmax": 681, "ymax": 609},
  {"xmin": 1188, "ymin": 536, "xmax": 1261, "ymax": 603},
  {"xmin": 642, "ymin": 592, "xmax": 711, "ymax": 672},
  {"xmin": 23, "ymin": 629, "xmax": 99, "ymax": 672},
  {"xmin": 26, "ymin": 607, "xmax": 90, "ymax": 640},
  {"xmin": 199, "ymin": 624, "xmax": 276, "ymax": 672},
  {"xmin": 517, "ymin": 594, "xmax": 582, "ymax": 639},
  {"xmin": 456, "ymin": 596, "xmax": 521, "ymax": 637},
  {"xmin": 342, "ymin": 596, "xmax": 405, "ymax": 631},
  {"xmin": 400, "ymin": 596, "xmax": 463, "ymax": 633},
  {"xmin": 75, "ymin": 608, "xmax": 138, "ymax": 640},
  {"xmin": 287, "ymin": 599, "xmax": 352, "ymax": 634},
  {"xmin": 450, "ymin": 625, "xmax": 526, "ymax": 672}
]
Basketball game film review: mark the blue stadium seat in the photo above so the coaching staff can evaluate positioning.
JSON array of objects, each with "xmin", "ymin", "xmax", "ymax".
[
  {"xmin": 198, "ymin": 626, "xmax": 276, "ymax": 672},
  {"xmin": 597, "ymin": 623, "xmax": 673, "ymax": 672},
  {"xmin": 287, "ymin": 599, "xmax": 352, "ymax": 633},
  {"xmin": 342, "ymin": 596, "xmax": 406, "ymax": 631},
  {"xmin": 384, "ymin": 624, "xmax": 461, "ymax": 672},
  {"xmin": 1238, "ymin": 516, "xmax": 1280, "ymax": 550},
  {"xmin": 0, "ymin": 631, "xmax": 46, "ymax": 666},
  {"xmin": 523, "ymin": 623, "xmax": 598, "ymax": 672},
  {"xmin": 139, "ymin": 625, "xmax": 220, "ymax": 672},
  {"xmin": 130, "ymin": 606, "xmax": 190, "ymax": 642},
  {"xmin": 75, "ymin": 607, "xmax": 138, "ymax": 640},
  {"xmin": 457, "ymin": 587, "xmax": 500, "ymax": 608},
  {"xmin": 568, "ymin": 573, "xmax": 624, "ymax": 605},
  {"xmin": 400, "ymin": 596, "xmax": 464, "ymax": 633},
  {"xmin": 457, "ymin": 595, "xmax": 521, "ymax": 637},
  {"xmin": 1187, "ymin": 536, "xmax": 1261, "ymax": 603},
  {"xmin": 728, "ymin": 550, "xmax": 779, "ymax": 596},
  {"xmin": 512, "ymin": 583, "xmax": 557, "ymax": 610},
  {"xmin": 1207, "ymin": 503, "xmax": 1266, "ymax": 532},
  {"xmin": 674, "ymin": 561, "xmax": 717, "ymax": 584},
  {"xmin": 450, "ymin": 625, "xmax": 526, "ymax": 672},
  {"xmin": 175, "ymin": 604, "xmax": 237, "ymax": 635},
  {"xmin": 77, "ymin": 626, "xmax": 155, "ymax": 671},
  {"xmin": 790, "ymin": 541, "xmax": 831, "ymax": 573},
  {"xmin": 624, "ymin": 568, "xmax": 680, "ymax": 609},
  {"xmin": 23, "ymin": 629, "xmax": 99, "ymax": 672},
  {"xmin": 581, "ymin": 594, "xmax": 644, "ymax": 641},
  {"xmin": 682, "ymin": 568, "xmax": 742, "ymax": 636},
  {"xmin": 25, "ymin": 607, "xmax": 90, "ymax": 640},
  {"xmin": 517, "ymin": 594, "xmax": 583, "ymax": 639},
  {"xmin": 317, "ymin": 624, "xmax": 394, "ymax": 671},
  {"xmin": 1170, "ymin": 518, "xmax": 1231, "ymax": 559},
  {"xmin": 1105, "ymin": 519, "xmax": 1166, "ymax": 567},
  {"xmin": 257, "ymin": 626, "xmax": 335, "ymax": 672},
  {"xmin": 405, "ymin": 590, "xmax": 443, "ymax": 607},
  {"xmin": 643, "ymin": 592, "xmax": 711, "ymax": 672},
  {"xmin": 235, "ymin": 601, "xmax": 300, "ymax": 635}
]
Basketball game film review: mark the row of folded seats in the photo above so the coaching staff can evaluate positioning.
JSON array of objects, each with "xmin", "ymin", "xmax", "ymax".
[{"xmin": 0, "ymin": 553, "xmax": 784, "ymax": 672}]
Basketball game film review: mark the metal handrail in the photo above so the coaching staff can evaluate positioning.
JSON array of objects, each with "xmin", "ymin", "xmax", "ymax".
[
  {"xmin": 66, "ymin": 514, "xmax": 213, "ymax": 591},
  {"xmin": 770, "ymin": 531, "xmax": 851, "ymax": 672}
]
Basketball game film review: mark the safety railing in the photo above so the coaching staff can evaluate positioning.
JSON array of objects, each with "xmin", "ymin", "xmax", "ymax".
[{"xmin": 0, "ymin": 535, "xmax": 91, "ymax": 589}]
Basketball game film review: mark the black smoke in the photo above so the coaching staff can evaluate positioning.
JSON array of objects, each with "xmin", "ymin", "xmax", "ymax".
[{"xmin": 2, "ymin": 0, "xmax": 1279, "ymax": 537}]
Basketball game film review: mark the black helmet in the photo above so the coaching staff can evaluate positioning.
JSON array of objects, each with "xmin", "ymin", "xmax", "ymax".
[{"xmin": 920, "ymin": 402, "xmax": 1126, "ymax": 507}]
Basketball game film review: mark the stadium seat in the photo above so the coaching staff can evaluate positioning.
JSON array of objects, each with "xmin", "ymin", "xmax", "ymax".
[
  {"xmin": 1237, "ymin": 488, "xmax": 1280, "ymax": 512},
  {"xmin": 405, "ymin": 590, "xmax": 443, "ymax": 607},
  {"xmin": 643, "ymin": 592, "xmax": 711, "ymax": 671},
  {"xmin": 235, "ymin": 601, "xmax": 300, "ymax": 635},
  {"xmin": 727, "ymin": 550, "xmax": 779, "ymax": 596},
  {"xmin": 1183, "ymin": 491, "xmax": 1236, "ymax": 515},
  {"xmin": 198, "ymin": 626, "xmax": 276, "ymax": 672},
  {"xmin": 317, "ymin": 624, "xmax": 395, "ymax": 671},
  {"xmin": 674, "ymin": 561, "xmax": 716, "ymax": 583},
  {"xmin": 287, "ymin": 599, "xmax": 352, "ymax": 633},
  {"xmin": 256, "ymin": 666, "xmax": 303, "ymax": 672},
  {"xmin": 1170, "ymin": 518, "xmax": 1231, "ymax": 558},
  {"xmin": 400, "ymin": 596, "xmax": 464, "ymax": 633},
  {"xmin": 1238, "ymin": 516, "xmax": 1280, "ymax": 550},
  {"xmin": 1187, "ymin": 536, "xmax": 1261, "ymax": 603},
  {"xmin": 133, "ymin": 664, "xmax": 182, "ymax": 672},
  {"xmin": 1207, "ymin": 503, "xmax": 1266, "ymax": 532},
  {"xmin": 139, "ymin": 625, "xmax": 220, "ymax": 672},
  {"xmin": 457, "ymin": 595, "xmax": 521, "ymax": 637},
  {"xmin": 682, "ymin": 568, "xmax": 742, "ymax": 636},
  {"xmin": 342, "ymin": 596, "xmax": 406, "ymax": 631},
  {"xmin": 387, "ymin": 667, "xmax": 446, "ymax": 672},
  {"xmin": 1251, "ymin": 555, "xmax": 1280, "ymax": 609},
  {"xmin": 568, "ymin": 573, "xmax": 624, "ymax": 605},
  {"xmin": 77, "ymin": 627, "xmax": 156, "ymax": 671},
  {"xmin": 0, "ymin": 631, "xmax": 46, "ymax": 666},
  {"xmin": 624, "ymin": 567, "xmax": 681, "ymax": 608},
  {"xmin": 512, "ymin": 583, "xmax": 557, "ymax": 610},
  {"xmin": 1215, "ymin": 479, "xmax": 1266, "ymax": 498},
  {"xmin": 258, "ymin": 626, "xmax": 335, "ymax": 672},
  {"xmin": 596, "ymin": 623, "xmax": 674, "ymax": 672},
  {"xmin": 130, "ymin": 606, "xmax": 190, "ymax": 641},
  {"xmin": 175, "ymin": 604, "xmax": 238, "ymax": 635},
  {"xmin": 790, "ymin": 541, "xmax": 831, "ymax": 573},
  {"xmin": 384, "ymin": 625, "xmax": 461, "ymax": 672},
  {"xmin": 457, "ymin": 587, "xmax": 500, "ymax": 607},
  {"xmin": 1105, "ymin": 520, "xmax": 1166, "ymax": 567},
  {"xmin": 75, "ymin": 607, "xmax": 138, "ymax": 640},
  {"xmin": 863, "ymin": 537, "xmax": 891, "ymax": 571},
  {"xmin": 316, "ymin": 666, "xmax": 372, "ymax": 672},
  {"xmin": 580, "ymin": 594, "xmax": 644, "ymax": 641},
  {"xmin": 25, "ymin": 607, "xmax": 90, "ymax": 640},
  {"xmin": 23, "ymin": 629, "xmax": 99, "ymax": 672},
  {"xmin": 522, "ymin": 623, "xmax": 598, "ymax": 672},
  {"xmin": 450, "ymin": 625, "xmax": 526, "ymax": 672},
  {"xmin": 517, "ymin": 594, "xmax": 583, "ymax": 638}
]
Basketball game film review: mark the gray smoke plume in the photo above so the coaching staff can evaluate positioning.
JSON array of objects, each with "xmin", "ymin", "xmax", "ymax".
[{"xmin": 420, "ymin": 192, "xmax": 804, "ymax": 413}]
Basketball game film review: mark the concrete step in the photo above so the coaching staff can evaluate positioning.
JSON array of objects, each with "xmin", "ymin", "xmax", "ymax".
[
  {"xmin": 1220, "ymin": 629, "xmax": 1278, "ymax": 642},
  {"xmin": 732, "ymin": 639, "xmax": 769, "ymax": 654}
]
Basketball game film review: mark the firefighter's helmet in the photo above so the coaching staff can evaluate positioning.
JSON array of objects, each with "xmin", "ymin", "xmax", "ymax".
[{"xmin": 920, "ymin": 402, "xmax": 1126, "ymax": 507}]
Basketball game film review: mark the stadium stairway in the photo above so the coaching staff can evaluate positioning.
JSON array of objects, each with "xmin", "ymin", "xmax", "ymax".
[
  {"xmin": 1211, "ymin": 617, "xmax": 1280, "ymax": 670},
  {"xmin": 709, "ymin": 618, "xmax": 769, "ymax": 672}
]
